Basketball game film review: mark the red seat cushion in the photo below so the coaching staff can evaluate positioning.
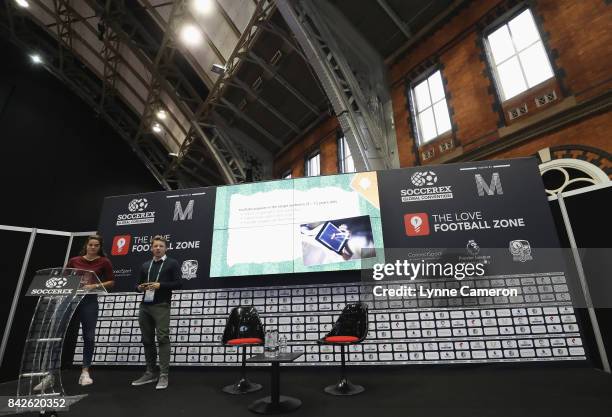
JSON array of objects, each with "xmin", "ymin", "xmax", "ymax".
[
  {"xmin": 227, "ymin": 337, "xmax": 263, "ymax": 345},
  {"xmin": 325, "ymin": 336, "xmax": 359, "ymax": 343}
]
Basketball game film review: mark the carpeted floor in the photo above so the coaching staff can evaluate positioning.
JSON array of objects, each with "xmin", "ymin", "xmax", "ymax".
[{"xmin": 1, "ymin": 365, "xmax": 611, "ymax": 417}]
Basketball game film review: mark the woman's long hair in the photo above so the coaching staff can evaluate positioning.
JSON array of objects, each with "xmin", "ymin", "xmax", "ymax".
[{"xmin": 79, "ymin": 235, "xmax": 107, "ymax": 257}]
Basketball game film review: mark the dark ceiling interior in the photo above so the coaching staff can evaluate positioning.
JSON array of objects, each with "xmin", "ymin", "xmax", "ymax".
[
  {"xmin": 0, "ymin": 0, "xmax": 460, "ymax": 188},
  {"xmin": 329, "ymin": 0, "xmax": 455, "ymax": 59}
]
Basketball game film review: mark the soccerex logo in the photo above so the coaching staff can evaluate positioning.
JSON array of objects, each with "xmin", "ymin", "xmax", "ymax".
[
  {"xmin": 181, "ymin": 260, "xmax": 198, "ymax": 280},
  {"xmin": 128, "ymin": 198, "xmax": 148, "ymax": 212},
  {"xmin": 46, "ymin": 277, "xmax": 68, "ymax": 288},
  {"xmin": 401, "ymin": 170, "xmax": 453, "ymax": 202},
  {"xmin": 411, "ymin": 171, "xmax": 437, "ymax": 186},
  {"xmin": 116, "ymin": 197, "xmax": 155, "ymax": 226}
]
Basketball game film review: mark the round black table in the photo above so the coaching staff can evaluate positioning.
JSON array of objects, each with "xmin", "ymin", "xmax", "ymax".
[{"xmin": 247, "ymin": 352, "xmax": 303, "ymax": 414}]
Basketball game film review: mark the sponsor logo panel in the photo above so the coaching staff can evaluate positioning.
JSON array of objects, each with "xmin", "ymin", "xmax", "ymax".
[
  {"xmin": 111, "ymin": 235, "xmax": 131, "ymax": 256},
  {"xmin": 173, "ymin": 200, "xmax": 195, "ymax": 221},
  {"xmin": 404, "ymin": 213, "xmax": 430, "ymax": 236},
  {"xmin": 45, "ymin": 277, "xmax": 67, "ymax": 288},
  {"xmin": 509, "ymin": 240, "xmax": 533, "ymax": 262},
  {"xmin": 475, "ymin": 173, "xmax": 503, "ymax": 196},
  {"xmin": 400, "ymin": 171, "xmax": 454, "ymax": 202},
  {"xmin": 116, "ymin": 198, "xmax": 156, "ymax": 226},
  {"xmin": 181, "ymin": 260, "xmax": 198, "ymax": 280}
]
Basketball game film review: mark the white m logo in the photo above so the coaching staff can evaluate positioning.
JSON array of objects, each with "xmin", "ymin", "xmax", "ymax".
[
  {"xmin": 475, "ymin": 173, "xmax": 503, "ymax": 196},
  {"xmin": 173, "ymin": 200, "xmax": 194, "ymax": 221}
]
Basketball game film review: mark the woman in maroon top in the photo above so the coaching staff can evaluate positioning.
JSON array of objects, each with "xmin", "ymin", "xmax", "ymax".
[{"xmin": 66, "ymin": 235, "xmax": 115, "ymax": 386}]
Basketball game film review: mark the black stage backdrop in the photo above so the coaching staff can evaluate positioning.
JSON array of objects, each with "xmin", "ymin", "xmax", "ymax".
[
  {"xmin": 99, "ymin": 157, "xmax": 565, "ymax": 289},
  {"xmin": 98, "ymin": 189, "xmax": 216, "ymax": 292},
  {"xmin": 377, "ymin": 157, "xmax": 565, "ymax": 279},
  {"xmin": 377, "ymin": 158, "xmax": 560, "ymax": 248},
  {"xmin": 96, "ymin": 158, "xmax": 588, "ymax": 364}
]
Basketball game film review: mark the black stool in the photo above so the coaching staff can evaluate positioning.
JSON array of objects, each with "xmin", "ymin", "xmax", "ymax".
[
  {"xmin": 221, "ymin": 306, "xmax": 265, "ymax": 394},
  {"xmin": 318, "ymin": 302, "xmax": 368, "ymax": 395}
]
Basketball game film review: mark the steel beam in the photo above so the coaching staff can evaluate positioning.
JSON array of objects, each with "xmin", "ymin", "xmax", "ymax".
[
  {"xmin": 52, "ymin": 0, "xmax": 73, "ymax": 71},
  {"xmin": 244, "ymin": 50, "xmax": 320, "ymax": 115},
  {"xmin": 163, "ymin": 0, "xmax": 278, "ymax": 183},
  {"xmin": 85, "ymin": 0, "xmax": 248, "ymax": 186},
  {"xmin": 218, "ymin": 98, "xmax": 284, "ymax": 148},
  {"xmin": 140, "ymin": 0, "xmax": 227, "ymax": 73},
  {"xmin": 99, "ymin": 0, "xmax": 121, "ymax": 110},
  {"xmin": 214, "ymin": 0, "xmax": 241, "ymax": 38},
  {"xmin": 277, "ymin": 0, "xmax": 397, "ymax": 171},
  {"xmin": 230, "ymin": 78, "xmax": 300, "ymax": 133},
  {"xmin": 376, "ymin": 0, "xmax": 411, "ymax": 39},
  {"xmin": 259, "ymin": 19, "xmax": 308, "ymax": 62},
  {"xmin": 386, "ymin": 0, "xmax": 467, "ymax": 65}
]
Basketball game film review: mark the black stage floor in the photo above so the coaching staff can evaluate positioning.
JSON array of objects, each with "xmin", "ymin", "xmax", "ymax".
[{"xmin": 2, "ymin": 365, "xmax": 611, "ymax": 417}]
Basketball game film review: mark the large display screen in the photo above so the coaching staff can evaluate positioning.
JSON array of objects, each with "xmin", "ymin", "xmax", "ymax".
[{"xmin": 209, "ymin": 172, "xmax": 384, "ymax": 277}]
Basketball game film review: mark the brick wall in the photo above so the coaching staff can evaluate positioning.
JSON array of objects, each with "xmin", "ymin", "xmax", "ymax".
[
  {"xmin": 538, "ymin": 0, "xmax": 612, "ymax": 101},
  {"xmin": 272, "ymin": 0, "xmax": 610, "ymax": 176},
  {"xmin": 489, "ymin": 110, "xmax": 612, "ymax": 165},
  {"xmin": 273, "ymin": 115, "xmax": 340, "ymax": 178},
  {"xmin": 388, "ymin": 0, "xmax": 612, "ymax": 167}
]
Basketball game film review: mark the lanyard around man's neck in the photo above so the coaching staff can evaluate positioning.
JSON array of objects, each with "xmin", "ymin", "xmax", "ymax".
[{"xmin": 147, "ymin": 258, "xmax": 165, "ymax": 283}]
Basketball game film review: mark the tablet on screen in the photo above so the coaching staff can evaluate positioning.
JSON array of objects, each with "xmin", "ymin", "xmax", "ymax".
[{"xmin": 315, "ymin": 221, "xmax": 349, "ymax": 254}]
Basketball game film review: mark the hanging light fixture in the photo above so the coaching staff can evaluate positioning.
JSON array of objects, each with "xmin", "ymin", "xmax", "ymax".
[
  {"xmin": 193, "ymin": 0, "xmax": 214, "ymax": 15},
  {"xmin": 179, "ymin": 24, "xmax": 203, "ymax": 46}
]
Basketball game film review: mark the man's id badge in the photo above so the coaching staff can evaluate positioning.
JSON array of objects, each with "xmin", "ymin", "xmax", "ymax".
[{"xmin": 144, "ymin": 288, "xmax": 156, "ymax": 303}]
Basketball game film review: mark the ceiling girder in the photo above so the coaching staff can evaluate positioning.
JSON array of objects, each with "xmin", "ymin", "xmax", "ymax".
[
  {"xmin": 140, "ymin": 0, "xmax": 225, "ymax": 77},
  {"xmin": 4, "ymin": 0, "xmax": 328, "ymax": 187},
  {"xmin": 230, "ymin": 78, "xmax": 300, "ymax": 133},
  {"xmin": 217, "ymin": 97, "xmax": 284, "ymax": 148},
  {"xmin": 277, "ymin": 0, "xmax": 394, "ymax": 171},
  {"xmin": 99, "ymin": 4, "xmax": 121, "ymax": 110},
  {"xmin": 214, "ymin": 0, "xmax": 240, "ymax": 37},
  {"xmin": 85, "ymin": 0, "xmax": 248, "ymax": 186},
  {"xmin": 244, "ymin": 50, "xmax": 320, "ymax": 115},
  {"xmin": 163, "ymin": 0, "xmax": 278, "ymax": 184},
  {"xmin": 259, "ymin": 19, "xmax": 307, "ymax": 62},
  {"xmin": 375, "ymin": 0, "xmax": 412, "ymax": 40}
]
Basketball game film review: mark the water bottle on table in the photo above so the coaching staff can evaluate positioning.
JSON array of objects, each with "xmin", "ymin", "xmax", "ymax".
[
  {"xmin": 264, "ymin": 329, "xmax": 273, "ymax": 358},
  {"xmin": 271, "ymin": 329, "xmax": 279, "ymax": 357},
  {"xmin": 279, "ymin": 335, "xmax": 288, "ymax": 354}
]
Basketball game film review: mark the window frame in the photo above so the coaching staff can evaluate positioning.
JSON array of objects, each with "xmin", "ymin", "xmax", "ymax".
[
  {"xmin": 337, "ymin": 132, "xmax": 355, "ymax": 173},
  {"xmin": 408, "ymin": 66, "xmax": 453, "ymax": 146},
  {"xmin": 483, "ymin": 6, "xmax": 555, "ymax": 102},
  {"xmin": 304, "ymin": 150, "xmax": 321, "ymax": 177}
]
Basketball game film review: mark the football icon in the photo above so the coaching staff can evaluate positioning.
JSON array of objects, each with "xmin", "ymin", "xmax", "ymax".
[
  {"xmin": 46, "ymin": 277, "xmax": 68, "ymax": 288},
  {"xmin": 128, "ymin": 198, "xmax": 148, "ymax": 212},
  {"xmin": 411, "ymin": 171, "xmax": 438, "ymax": 186}
]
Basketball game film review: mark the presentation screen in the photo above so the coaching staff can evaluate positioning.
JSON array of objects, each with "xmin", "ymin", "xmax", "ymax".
[{"xmin": 209, "ymin": 172, "xmax": 385, "ymax": 277}]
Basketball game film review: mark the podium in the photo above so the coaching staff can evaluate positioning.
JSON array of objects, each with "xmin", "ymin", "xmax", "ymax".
[{"xmin": 17, "ymin": 268, "xmax": 106, "ymax": 404}]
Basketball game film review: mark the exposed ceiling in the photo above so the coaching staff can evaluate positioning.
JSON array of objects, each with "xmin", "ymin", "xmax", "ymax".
[
  {"xmin": 329, "ymin": 0, "xmax": 457, "ymax": 60},
  {"xmin": 1, "ymin": 0, "xmax": 330, "ymax": 188},
  {"xmin": 1, "ymin": 0, "xmax": 462, "ymax": 189}
]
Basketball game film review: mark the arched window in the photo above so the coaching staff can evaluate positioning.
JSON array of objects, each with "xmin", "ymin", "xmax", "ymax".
[{"xmin": 538, "ymin": 146, "xmax": 611, "ymax": 197}]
